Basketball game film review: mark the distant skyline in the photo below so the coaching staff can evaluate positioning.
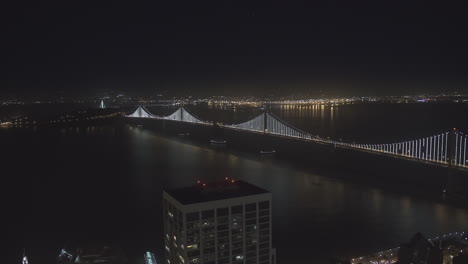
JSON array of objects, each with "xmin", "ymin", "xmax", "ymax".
[{"xmin": 4, "ymin": 1, "xmax": 468, "ymax": 96}]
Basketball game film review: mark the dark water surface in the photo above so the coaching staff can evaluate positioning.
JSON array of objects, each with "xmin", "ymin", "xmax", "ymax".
[
  {"xmin": 3, "ymin": 126, "xmax": 468, "ymax": 264},
  {"xmin": 4, "ymin": 103, "xmax": 468, "ymax": 264}
]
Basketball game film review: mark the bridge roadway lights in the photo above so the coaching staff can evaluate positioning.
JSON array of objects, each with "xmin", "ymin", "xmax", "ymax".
[{"xmin": 127, "ymin": 106, "xmax": 468, "ymax": 169}]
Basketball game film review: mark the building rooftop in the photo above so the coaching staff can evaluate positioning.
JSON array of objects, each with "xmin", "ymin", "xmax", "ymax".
[{"xmin": 164, "ymin": 179, "xmax": 269, "ymax": 205}]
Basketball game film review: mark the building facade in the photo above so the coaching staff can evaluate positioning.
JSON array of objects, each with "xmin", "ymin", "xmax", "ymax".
[{"xmin": 163, "ymin": 180, "xmax": 274, "ymax": 264}]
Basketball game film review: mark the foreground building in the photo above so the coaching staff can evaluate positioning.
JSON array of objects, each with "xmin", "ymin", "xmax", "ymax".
[
  {"xmin": 397, "ymin": 233, "xmax": 442, "ymax": 264},
  {"xmin": 145, "ymin": 252, "xmax": 157, "ymax": 264},
  {"xmin": 163, "ymin": 179, "xmax": 275, "ymax": 264},
  {"xmin": 453, "ymin": 255, "xmax": 468, "ymax": 264},
  {"xmin": 74, "ymin": 244, "xmax": 127, "ymax": 264},
  {"xmin": 57, "ymin": 248, "xmax": 73, "ymax": 264}
]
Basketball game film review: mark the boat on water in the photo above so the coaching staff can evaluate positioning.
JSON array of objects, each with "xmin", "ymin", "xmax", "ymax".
[
  {"xmin": 210, "ymin": 139, "xmax": 227, "ymax": 144},
  {"xmin": 137, "ymin": 124, "xmax": 143, "ymax": 128},
  {"xmin": 260, "ymin": 150, "xmax": 276, "ymax": 154},
  {"xmin": 178, "ymin": 132, "xmax": 190, "ymax": 136}
]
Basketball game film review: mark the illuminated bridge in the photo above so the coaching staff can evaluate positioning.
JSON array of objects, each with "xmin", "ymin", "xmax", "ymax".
[{"xmin": 127, "ymin": 106, "xmax": 468, "ymax": 169}]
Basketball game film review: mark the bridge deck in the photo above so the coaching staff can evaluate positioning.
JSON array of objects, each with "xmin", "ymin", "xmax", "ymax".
[{"xmin": 126, "ymin": 106, "xmax": 468, "ymax": 170}]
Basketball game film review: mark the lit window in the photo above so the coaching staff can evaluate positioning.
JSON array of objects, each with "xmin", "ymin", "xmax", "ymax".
[
  {"xmin": 187, "ymin": 244, "xmax": 198, "ymax": 249},
  {"xmin": 236, "ymin": 255, "xmax": 243, "ymax": 260}
]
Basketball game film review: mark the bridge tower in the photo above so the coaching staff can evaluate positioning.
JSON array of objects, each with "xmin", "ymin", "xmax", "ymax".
[{"xmin": 260, "ymin": 110, "xmax": 276, "ymax": 153}]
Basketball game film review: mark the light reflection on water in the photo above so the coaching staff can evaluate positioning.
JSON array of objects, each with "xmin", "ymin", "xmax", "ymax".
[
  {"xmin": 4, "ymin": 103, "xmax": 468, "ymax": 264},
  {"xmin": 154, "ymin": 103, "xmax": 468, "ymax": 143}
]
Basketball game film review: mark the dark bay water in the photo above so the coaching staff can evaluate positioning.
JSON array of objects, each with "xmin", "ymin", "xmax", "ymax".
[{"xmin": 4, "ymin": 103, "xmax": 468, "ymax": 264}]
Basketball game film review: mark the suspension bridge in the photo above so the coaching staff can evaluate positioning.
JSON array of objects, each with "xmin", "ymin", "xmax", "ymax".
[{"xmin": 126, "ymin": 106, "xmax": 468, "ymax": 169}]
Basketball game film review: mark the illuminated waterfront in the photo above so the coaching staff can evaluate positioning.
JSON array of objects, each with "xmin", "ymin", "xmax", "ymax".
[{"xmin": 4, "ymin": 102, "xmax": 468, "ymax": 264}]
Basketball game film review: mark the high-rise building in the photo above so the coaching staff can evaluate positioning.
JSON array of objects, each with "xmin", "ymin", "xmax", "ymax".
[
  {"xmin": 57, "ymin": 248, "xmax": 73, "ymax": 264},
  {"xmin": 397, "ymin": 233, "xmax": 442, "ymax": 264},
  {"xmin": 145, "ymin": 251, "xmax": 157, "ymax": 264},
  {"xmin": 453, "ymin": 254, "xmax": 468, "ymax": 264},
  {"xmin": 74, "ymin": 244, "xmax": 127, "ymax": 264},
  {"xmin": 163, "ymin": 179, "xmax": 275, "ymax": 264}
]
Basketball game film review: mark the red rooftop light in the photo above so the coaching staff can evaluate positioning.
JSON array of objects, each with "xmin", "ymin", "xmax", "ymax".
[{"xmin": 231, "ymin": 180, "xmax": 235, "ymax": 183}]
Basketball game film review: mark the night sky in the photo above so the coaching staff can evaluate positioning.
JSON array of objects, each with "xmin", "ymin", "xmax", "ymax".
[{"xmin": 4, "ymin": 1, "xmax": 468, "ymax": 96}]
